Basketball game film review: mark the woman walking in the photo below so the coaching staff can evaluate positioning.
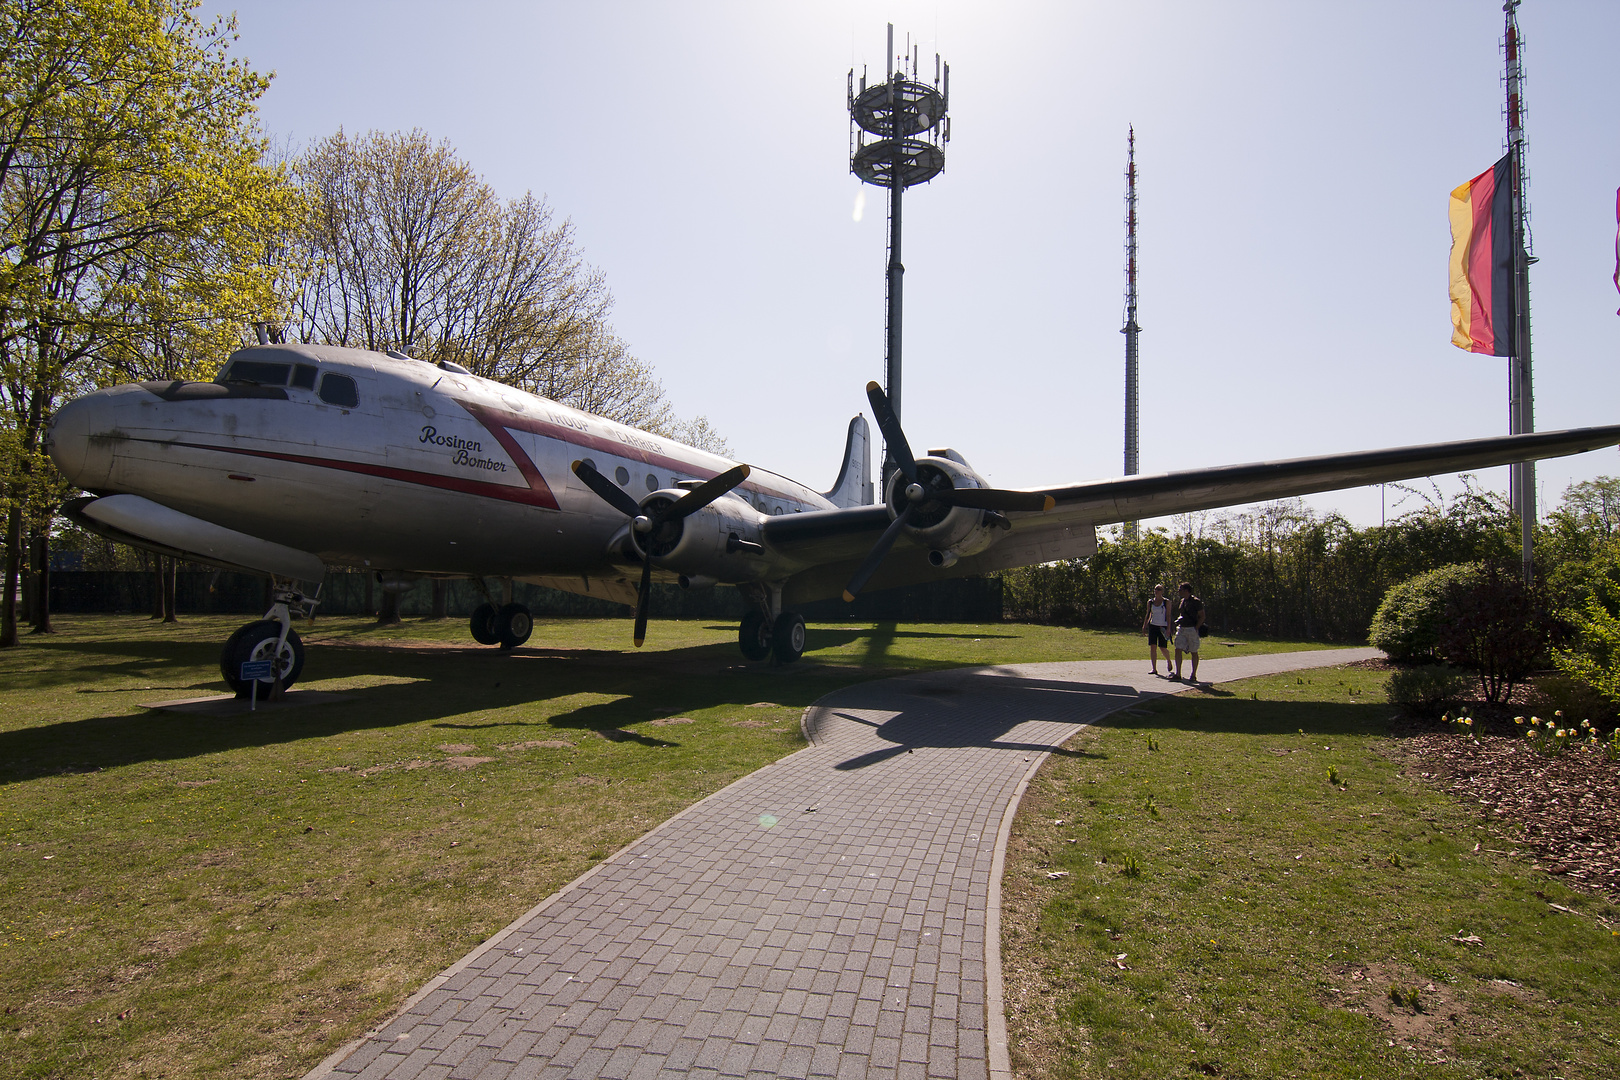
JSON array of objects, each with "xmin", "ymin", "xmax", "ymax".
[{"xmin": 1143, "ymin": 584, "xmax": 1172, "ymax": 676}]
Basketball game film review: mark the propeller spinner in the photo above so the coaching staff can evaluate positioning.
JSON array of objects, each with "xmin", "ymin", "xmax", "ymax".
[
  {"xmin": 572, "ymin": 460, "xmax": 752, "ymax": 646},
  {"xmin": 843, "ymin": 382, "xmax": 1054, "ymax": 602}
]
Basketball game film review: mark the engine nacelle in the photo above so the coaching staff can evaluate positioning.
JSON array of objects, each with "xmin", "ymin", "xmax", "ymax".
[
  {"xmin": 884, "ymin": 449, "xmax": 1003, "ymax": 564},
  {"xmin": 628, "ymin": 490, "xmax": 768, "ymax": 584}
]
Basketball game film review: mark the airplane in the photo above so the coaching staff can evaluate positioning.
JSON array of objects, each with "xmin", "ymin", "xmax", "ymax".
[{"xmin": 43, "ymin": 340, "xmax": 1620, "ymax": 697}]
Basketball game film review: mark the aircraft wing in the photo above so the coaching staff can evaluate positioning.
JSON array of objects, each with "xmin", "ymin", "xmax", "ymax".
[{"xmin": 762, "ymin": 424, "xmax": 1620, "ymax": 606}]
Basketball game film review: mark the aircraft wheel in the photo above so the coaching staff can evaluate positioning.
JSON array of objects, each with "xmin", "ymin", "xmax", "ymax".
[
  {"xmin": 496, "ymin": 603, "xmax": 533, "ymax": 649},
  {"xmin": 221, "ymin": 620, "xmax": 304, "ymax": 698},
  {"xmin": 738, "ymin": 611, "xmax": 772, "ymax": 661},
  {"xmin": 772, "ymin": 612, "xmax": 806, "ymax": 664},
  {"xmin": 470, "ymin": 602, "xmax": 501, "ymax": 645}
]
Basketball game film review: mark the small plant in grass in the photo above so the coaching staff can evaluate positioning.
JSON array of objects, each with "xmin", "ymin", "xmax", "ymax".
[
  {"xmin": 1389, "ymin": 985, "xmax": 1424, "ymax": 1012},
  {"xmin": 1389, "ymin": 852, "xmax": 1404, "ymax": 868},
  {"xmin": 1144, "ymin": 794, "xmax": 1159, "ymax": 817},
  {"xmin": 1145, "ymin": 734, "xmax": 1160, "ymax": 752},
  {"xmin": 1326, "ymin": 765, "xmax": 1341, "ymax": 785},
  {"xmin": 1121, "ymin": 854, "xmax": 1141, "ymax": 878}
]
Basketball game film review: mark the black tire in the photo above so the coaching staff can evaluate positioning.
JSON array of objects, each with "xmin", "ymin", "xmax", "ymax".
[
  {"xmin": 772, "ymin": 612, "xmax": 806, "ymax": 664},
  {"xmin": 221, "ymin": 620, "xmax": 305, "ymax": 697},
  {"xmin": 496, "ymin": 603, "xmax": 533, "ymax": 649},
  {"xmin": 738, "ymin": 611, "xmax": 772, "ymax": 661},
  {"xmin": 470, "ymin": 602, "xmax": 501, "ymax": 645}
]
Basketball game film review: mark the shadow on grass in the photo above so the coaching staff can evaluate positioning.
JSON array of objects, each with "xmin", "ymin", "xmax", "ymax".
[
  {"xmin": 0, "ymin": 636, "xmax": 831, "ymax": 782},
  {"xmin": 808, "ymin": 667, "xmax": 1404, "ymax": 771}
]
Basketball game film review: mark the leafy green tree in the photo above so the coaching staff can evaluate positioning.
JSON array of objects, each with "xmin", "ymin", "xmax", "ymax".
[{"xmin": 0, "ymin": 0, "xmax": 294, "ymax": 645}]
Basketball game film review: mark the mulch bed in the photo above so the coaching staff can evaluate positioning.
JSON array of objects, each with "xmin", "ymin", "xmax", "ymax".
[{"xmin": 1384, "ymin": 689, "xmax": 1620, "ymax": 902}]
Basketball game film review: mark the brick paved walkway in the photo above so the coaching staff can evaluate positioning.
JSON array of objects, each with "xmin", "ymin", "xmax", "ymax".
[{"xmin": 309, "ymin": 648, "xmax": 1377, "ymax": 1080}]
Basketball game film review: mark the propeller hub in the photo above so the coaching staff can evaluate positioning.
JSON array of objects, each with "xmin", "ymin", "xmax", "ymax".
[
  {"xmin": 904, "ymin": 482, "xmax": 926, "ymax": 503},
  {"xmin": 632, "ymin": 515, "xmax": 652, "ymax": 533}
]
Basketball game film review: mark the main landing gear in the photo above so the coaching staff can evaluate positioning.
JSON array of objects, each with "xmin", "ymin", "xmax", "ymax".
[
  {"xmin": 738, "ymin": 585, "xmax": 806, "ymax": 663},
  {"xmin": 220, "ymin": 585, "xmax": 310, "ymax": 698},
  {"xmin": 470, "ymin": 601, "xmax": 532, "ymax": 649}
]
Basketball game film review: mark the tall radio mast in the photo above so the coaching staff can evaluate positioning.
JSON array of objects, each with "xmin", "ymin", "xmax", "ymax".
[{"xmin": 1122, "ymin": 126, "xmax": 1141, "ymax": 540}]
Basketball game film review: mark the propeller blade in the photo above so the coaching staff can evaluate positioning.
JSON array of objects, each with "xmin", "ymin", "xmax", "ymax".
[
  {"xmin": 842, "ymin": 504, "xmax": 915, "ymax": 602},
  {"xmin": 942, "ymin": 488, "xmax": 1055, "ymax": 513},
  {"xmin": 571, "ymin": 459, "xmax": 643, "ymax": 519},
  {"xmin": 663, "ymin": 464, "xmax": 751, "ymax": 523},
  {"xmin": 632, "ymin": 556, "xmax": 652, "ymax": 647},
  {"xmin": 865, "ymin": 381, "xmax": 917, "ymax": 482}
]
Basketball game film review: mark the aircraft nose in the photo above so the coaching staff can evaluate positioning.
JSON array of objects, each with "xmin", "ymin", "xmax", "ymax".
[{"xmin": 47, "ymin": 391, "xmax": 115, "ymax": 489}]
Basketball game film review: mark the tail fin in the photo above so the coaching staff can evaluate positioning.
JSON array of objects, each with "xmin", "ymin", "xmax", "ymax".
[{"xmin": 822, "ymin": 414, "xmax": 874, "ymax": 507}]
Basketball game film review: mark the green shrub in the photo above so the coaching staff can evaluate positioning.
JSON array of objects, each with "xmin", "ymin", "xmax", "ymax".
[
  {"xmin": 1368, "ymin": 564, "xmax": 1479, "ymax": 661},
  {"xmin": 1552, "ymin": 598, "xmax": 1620, "ymax": 711},
  {"xmin": 1440, "ymin": 562, "xmax": 1558, "ymax": 704},
  {"xmin": 1384, "ymin": 664, "xmax": 1474, "ymax": 716}
]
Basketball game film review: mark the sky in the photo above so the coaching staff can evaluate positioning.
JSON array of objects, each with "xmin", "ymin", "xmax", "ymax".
[{"xmin": 204, "ymin": 0, "xmax": 1620, "ymax": 529}]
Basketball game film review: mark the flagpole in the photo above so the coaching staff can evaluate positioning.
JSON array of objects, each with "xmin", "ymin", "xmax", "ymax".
[{"xmin": 1505, "ymin": 0, "xmax": 1535, "ymax": 584}]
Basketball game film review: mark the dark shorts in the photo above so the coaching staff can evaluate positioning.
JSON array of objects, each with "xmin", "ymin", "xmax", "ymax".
[{"xmin": 1147, "ymin": 625, "xmax": 1169, "ymax": 648}]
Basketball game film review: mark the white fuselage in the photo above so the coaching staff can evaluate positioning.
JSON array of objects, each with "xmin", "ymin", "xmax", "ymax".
[{"xmin": 49, "ymin": 345, "xmax": 833, "ymax": 582}]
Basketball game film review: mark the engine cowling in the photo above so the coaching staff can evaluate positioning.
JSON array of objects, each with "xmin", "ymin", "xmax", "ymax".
[
  {"xmin": 883, "ymin": 450, "xmax": 1002, "ymax": 566},
  {"xmin": 627, "ymin": 490, "xmax": 767, "ymax": 583}
]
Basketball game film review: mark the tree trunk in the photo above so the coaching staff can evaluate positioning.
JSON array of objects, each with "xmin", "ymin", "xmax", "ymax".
[
  {"xmin": 162, "ymin": 558, "xmax": 177, "ymax": 623},
  {"xmin": 29, "ymin": 529, "xmax": 52, "ymax": 633},
  {"xmin": 362, "ymin": 573, "xmax": 374, "ymax": 617},
  {"xmin": 152, "ymin": 556, "xmax": 166, "ymax": 619},
  {"xmin": 376, "ymin": 587, "xmax": 401, "ymax": 625},
  {"xmin": 1, "ymin": 505, "xmax": 20, "ymax": 648},
  {"xmin": 430, "ymin": 579, "xmax": 447, "ymax": 620}
]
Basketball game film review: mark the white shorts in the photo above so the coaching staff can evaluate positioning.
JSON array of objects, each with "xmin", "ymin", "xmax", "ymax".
[{"xmin": 1174, "ymin": 625, "xmax": 1201, "ymax": 653}]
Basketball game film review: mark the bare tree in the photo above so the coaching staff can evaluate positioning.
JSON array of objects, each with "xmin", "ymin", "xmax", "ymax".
[{"xmin": 286, "ymin": 130, "xmax": 695, "ymax": 436}]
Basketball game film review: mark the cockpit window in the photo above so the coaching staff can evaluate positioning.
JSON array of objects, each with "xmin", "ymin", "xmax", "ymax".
[
  {"xmin": 291, "ymin": 364, "xmax": 317, "ymax": 390},
  {"xmin": 318, "ymin": 372, "xmax": 359, "ymax": 408},
  {"xmin": 222, "ymin": 360, "xmax": 292, "ymax": 386}
]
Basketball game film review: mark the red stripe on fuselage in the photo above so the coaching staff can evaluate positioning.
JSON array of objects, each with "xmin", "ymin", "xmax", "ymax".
[
  {"xmin": 169, "ymin": 441, "xmax": 563, "ymax": 509},
  {"xmin": 457, "ymin": 399, "xmax": 807, "ymax": 504},
  {"xmin": 158, "ymin": 396, "xmax": 809, "ymax": 512}
]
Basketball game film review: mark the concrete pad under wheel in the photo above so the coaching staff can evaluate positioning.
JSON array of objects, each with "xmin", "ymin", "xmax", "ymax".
[
  {"xmin": 139, "ymin": 690, "xmax": 350, "ymax": 715},
  {"xmin": 306, "ymin": 647, "xmax": 1378, "ymax": 1080}
]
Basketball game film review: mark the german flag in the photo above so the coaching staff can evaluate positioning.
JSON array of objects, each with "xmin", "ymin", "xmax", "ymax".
[{"xmin": 1448, "ymin": 153, "xmax": 1516, "ymax": 355}]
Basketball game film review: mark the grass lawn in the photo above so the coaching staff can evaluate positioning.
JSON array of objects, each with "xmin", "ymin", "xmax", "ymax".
[
  {"xmin": 1000, "ymin": 665, "xmax": 1620, "ymax": 1080},
  {"xmin": 0, "ymin": 614, "xmax": 1319, "ymax": 1079}
]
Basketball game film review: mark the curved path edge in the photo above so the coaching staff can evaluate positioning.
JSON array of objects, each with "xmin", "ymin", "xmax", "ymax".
[{"xmin": 308, "ymin": 647, "xmax": 1377, "ymax": 1080}]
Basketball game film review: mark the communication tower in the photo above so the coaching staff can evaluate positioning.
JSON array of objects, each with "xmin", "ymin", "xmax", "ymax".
[
  {"xmin": 849, "ymin": 25, "xmax": 950, "ymax": 480},
  {"xmin": 1121, "ymin": 127, "xmax": 1141, "ymax": 541}
]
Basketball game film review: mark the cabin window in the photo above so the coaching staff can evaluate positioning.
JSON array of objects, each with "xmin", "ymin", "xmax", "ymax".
[
  {"xmin": 318, "ymin": 372, "xmax": 359, "ymax": 408},
  {"xmin": 645, "ymin": 473, "xmax": 658, "ymax": 492},
  {"xmin": 223, "ymin": 360, "xmax": 292, "ymax": 386},
  {"xmin": 291, "ymin": 364, "xmax": 317, "ymax": 390},
  {"xmin": 615, "ymin": 466, "xmax": 630, "ymax": 486},
  {"xmin": 581, "ymin": 458, "xmax": 597, "ymax": 474}
]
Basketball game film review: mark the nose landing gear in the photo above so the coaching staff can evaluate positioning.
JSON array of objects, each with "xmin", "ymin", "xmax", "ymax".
[{"xmin": 220, "ymin": 585, "xmax": 312, "ymax": 698}]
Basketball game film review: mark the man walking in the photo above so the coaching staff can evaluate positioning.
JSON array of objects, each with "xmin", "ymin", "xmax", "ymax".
[{"xmin": 1171, "ymin": 581, "xmax": 1205, "ymax": 683}]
